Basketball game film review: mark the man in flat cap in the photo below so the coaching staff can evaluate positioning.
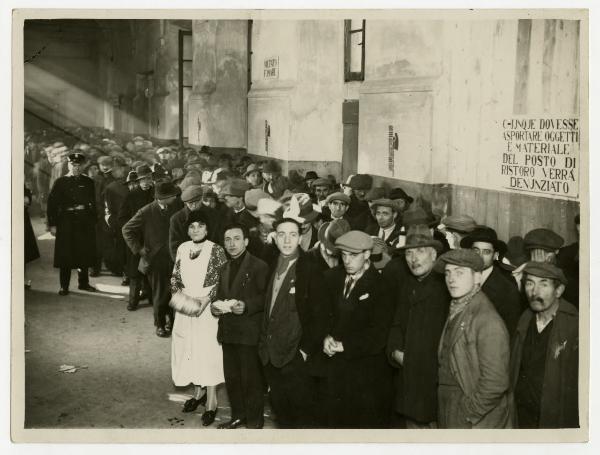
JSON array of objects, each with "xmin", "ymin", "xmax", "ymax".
[
  {"xmin": 90, "ymin": 155, "xmax": 116, "ymax": 276},
  {"xmin": 117, "ymin": 164, "xmax": 155, "ymax": 310},
  {"xmin": 122, "ymin": 181, "xmax": 183, "ymax": 336},
  {"xmin": 321, "ymin": 231, "xmax": 394, "ymax": 428},
  {"xmin": 244, "ymin": 163, "xmax": 263, "ymax": 190},
  {"xmin": 322, "ymin": 192, "xmax": 351, "ymax": 224},
  {"xmin": 258, "ymin": 216, "xmax": 325, "ymax": 428},
  {"xmin": 47, "ymin": 153, "xmax": 98, "ymax": 295},
  {"xmin": 365, "ymin": 198, "xmax": 404, "ymax": 249},
  {"xmin": 261, "ymin": 160, "xmax": 291, "ymax": 200},
  {"xmin": 510, "ymin": 262, "xmax": 578, "ymax": 428},
  {"xmin": 461, "ymin": 226, "xmax": 523, "ymax": 337},
  {"xmin": 387, "ymin": 225, "xmax": 448, "ymax": 428},
  {"xmin": 435, "ymin": 249, "xmax": 511, "ymax": 428},
  {"xmin": 310, "ymin": 177, "xmax": 332, "ymax": 210}
]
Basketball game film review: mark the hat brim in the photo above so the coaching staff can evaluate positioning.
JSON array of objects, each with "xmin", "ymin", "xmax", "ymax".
[
  {"xmin": 156, "ymin": 191, "xmax": 179, "ymax": 200},
  {"xmin": 398, "ymin": 239, "xmax": 444, "ymax": 253},
  {"xmin": 433, "ymin": 256, "xmax": 482, "ymax": 274},
  {"xmin": 317, "ymin": 223, "xmax": 338, "ymax": 253},
  {"xmin": 461, "ymin": 236, "xmax": 505, "ymax": 253}
]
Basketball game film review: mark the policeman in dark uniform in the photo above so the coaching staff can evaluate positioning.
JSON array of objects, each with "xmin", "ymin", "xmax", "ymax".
[{"xmin": 47, "ymin": 152, "xmax": 98, "ymax": 296}]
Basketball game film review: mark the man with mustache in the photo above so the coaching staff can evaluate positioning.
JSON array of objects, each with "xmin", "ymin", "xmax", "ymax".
[{"xmin": 510, "ymin": 262, "xmax": 578, "ymax": 428}]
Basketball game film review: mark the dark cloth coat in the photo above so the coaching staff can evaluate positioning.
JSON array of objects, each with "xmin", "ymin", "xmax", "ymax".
[
  {"xmin": 24, "ymin": 186, "xmax": 40, "ymax": 263},
  {"xmin": 122, "ymin": 200, "xmax": 183, "ymax": 273},
  {"xmin": 558, "ymin": 243, "xmax": 580, "ymax": 308},
  {"xmin": 116, "ymin": 187, "xmax": 155, "ymax": 277},
  {"xmin": 216, "ymin": 252, "xmax": 270, "ymax": 346},
  {"xmin": 320, "ymin": 264, "xmax": 395, "ymax": 428},
  {"xmin": 365, "ymin": 222, "xmax": 404, "ymax": 249},
  {"xmin": 258, "ymin": 251, "xmax": 326, "ymax": 368},
  {"xmin": 47, "ymin": 174, "xmax": 97, "ymax": 268},
  {"xmin": 387, "ymin": 271, "xmax": 450, "ymax": 423},
  {"xmin": 481, "ymin": 265, "xmax": 523, "ymax": 337},
  {"xmin": 438, "ymin": 291, "xmax": 512, "ymax": 428},
  {"xmin": 305, "ymin": 245, "xmax": 340, "ymax": 273},
  {"xmin": 510, "ymin": 299, "xmax": 579, "ymax": 428},
  {"xmin": 93, "ymin": 172, "xmax": 115, "ymax": 220},
  {"xmin": 381, "ymin": 253, "xmax": 411, "ymax": 299},
  {"xmin": 103, "ymin": 178, "xmax": 129, "ymax": 273},
  {"xmin": 347, "ymin": 197, "xmax": 371, "ymax": 230}
]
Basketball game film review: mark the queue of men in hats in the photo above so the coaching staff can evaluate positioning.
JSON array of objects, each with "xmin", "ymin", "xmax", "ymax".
[{"xmin": 24, "ymin": 127, "xmax": 579, "ymax": 430}]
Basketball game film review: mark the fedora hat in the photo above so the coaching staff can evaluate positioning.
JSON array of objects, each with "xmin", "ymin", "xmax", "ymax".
[
  {"xmin": 389, "ymin": 187, "xmax": 414, "ymax": 204},
  {"xmin": 460, "ymin": 226, "xmax": 507, "ymax": 255},
  {"xmin": 402, "ymin": 207, "xmax": 438, "ymax": 228},
  {"xmin": 398, "ymin": 224, "xmax": 443, "ymax": 252},
  {"xmin": 243, "ymin": 163, "xmax": 262, "ymax": 177},
  {"xmin": 155, "ymin": 181, "xmax": 179, "ymax": 200},
  {"xmin": 135, "ymin": 164, "xmax": 153, "ymax": 180},
  {"xmin": 318, "ymin": 219, "xmax": 351, "ymax": 252}
]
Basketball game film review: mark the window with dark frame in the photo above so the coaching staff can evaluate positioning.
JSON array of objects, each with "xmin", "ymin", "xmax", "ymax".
[
  {"xmin": 178, "ymin": 29, "xmax": 192, "ymax": 146},
  {"xmin": 344, "ymin": 19, "xmax": 365, "ymax": 82}
]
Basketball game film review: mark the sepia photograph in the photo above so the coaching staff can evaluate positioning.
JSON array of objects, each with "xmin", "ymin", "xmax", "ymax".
[{"xmin": 9, "ymin": 4, "xmax": 590, "ymax": 445}]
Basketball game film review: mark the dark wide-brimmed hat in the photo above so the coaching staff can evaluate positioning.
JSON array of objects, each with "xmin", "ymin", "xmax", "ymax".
[
  {"xmin": 348, "ymin": 174, "xmax": 373, "ymax": 191},
  {"xmin": 389, "ymin": 187, "xmax": 414, "ymax": 204},
  {"xmin": 67, "ymin": 152, "xmax": 85, "ymax": 164},
  {"xmin": 181, "ymin": 185, "xmax": 204, "ymax": 203},
  {"xmin": 155, "ymin": 181, "xmax": 179, "ymax": 200},
  {"xmin": 135, "ymin": 164, "xmax": 153, "ymax": 180},
  {"xmin": 365, "ymin": 187, "xmax": 387, "ymax": 202},
  {"xmin": 262, "ymin": 160, "xmax": 282, "ymax": 174},
  {"xmin": 402, "ymin": 207, "xmax": 438, "ymax": 228},
  {"xmin": 318, "ymin": 219, "xmax": 351, "ymax": 252},
  {"xmin": 221, "ymin": 179, "xmax": 251, "ymax": 198},
  {"xmin": 398, "ymin": 225, "xmax": 443, "ymax": 252},
  {"xmin": 460, "ymin": 226, "xmax": 507, "ymax": 255},
  {"xmin": 304, "ymin": 171, "xmax": 319, "ymax": 181},
  {"xmin": 433, "ymin": 248, "xmax": 484, "ymax": 273}
]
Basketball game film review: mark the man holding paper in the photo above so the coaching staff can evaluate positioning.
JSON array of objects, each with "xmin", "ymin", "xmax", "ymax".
[{"xmin": 211, "ymin": 223, "xmax": 270, "ymax": 429}]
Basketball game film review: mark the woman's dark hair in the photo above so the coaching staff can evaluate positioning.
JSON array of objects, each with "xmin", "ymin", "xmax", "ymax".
[{"xmin": 187, "ymin": 210, "xmax": 211, "ymax": 235}]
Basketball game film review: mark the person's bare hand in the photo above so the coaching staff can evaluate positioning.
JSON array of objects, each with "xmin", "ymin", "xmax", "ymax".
[
  {"xmin": 210, "ymin": 302, "xmax": 223, "ymax": 316},
  {"xmin": 323, "ymin": 335, "xmax": 337, "ymax": 357},
  {"xmin": 232, "ymin": 300, "xmax": 245, "ymax": 315}
]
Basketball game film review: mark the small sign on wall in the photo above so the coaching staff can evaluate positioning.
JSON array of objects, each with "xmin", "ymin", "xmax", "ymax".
[{"xmin": 263, "ymin": 56, "xmax": 279, "ymax": 79}]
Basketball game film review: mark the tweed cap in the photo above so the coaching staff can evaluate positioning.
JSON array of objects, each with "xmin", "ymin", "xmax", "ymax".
[
  {"xmin": 243, "ymin": 163, "xmax": 262, "ymax": 177},
  {"xmin": 311, "ymin": 177, "xmax": 331, "ymax": 188},
  {"xmin": 523, "ymin": 228, "xmax": 564, "ymax": 251},
  {"xmin": 399, "ymin": 224, "xmax": 443, "ymax": 252},
  {"xmin": 97, "ymin": 155, "xmax": 113, "ymax": 166},
  {"xmin": 67, "ymin": 152, "xmax": 85, "ymax": 164},
  {"xmin": 326, "ymin": 192, "xmax": 351, "ymax": 205},
  {"xmin": 434, "ymin": 248, "xmax": 484, "ymax": 273},
  {"xmin": 245, "ymin": 189, "xmax": 271, "ymax": 211},
  {"xmin": 523, "ymin": 261, "xmax": 568, "ymax": 285},
  {"xmin": 335, "ymin": 230, "xmax": 374, "ymax": 253},
  {"xmin": 370, "ymin": 198, "xmax": 399, "ymax": 213},
  {"xmin": 318, "ymin": 219, "xmax": 351, "ymax": 252},
  {"xmin": 181, "ymin": 185, "xmax": 204, "ymax": 203},
  {"xmin": 365, "ymin": 187, "xmax": 387, "ymax": 202},
  {"xmin": 441, "ymin": 214, "xmax": 477, "ymax": 234},
  {"xmin": 402, "ymin": 207, "xmax": 438, "ymax": 228},
  {"xmin": 221, "ymin": 179, "xmax": 250, "ymax": 198},
  {"xmin": 349, "ymin": 174, "xmax": 373, "ymax": 191},
  {"xmin": 389, "ymin": 187, "xmax": 414, "ymax": 204}
]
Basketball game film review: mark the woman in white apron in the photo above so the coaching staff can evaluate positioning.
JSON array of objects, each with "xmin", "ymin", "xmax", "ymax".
[{"xmin": 170, "ymin": 211, "xmax": 227, "ymax": 426}]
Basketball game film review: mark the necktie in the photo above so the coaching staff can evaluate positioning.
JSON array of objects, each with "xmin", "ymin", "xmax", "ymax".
[
  {"xmin": 343, "ymin": 277, "xmax": 354, "ymax": 299},
  {"xmin": 380, "ymin": 229, "xmax": 386, "ymax": 240}
]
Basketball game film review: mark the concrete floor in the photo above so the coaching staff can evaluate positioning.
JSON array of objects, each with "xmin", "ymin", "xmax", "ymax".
[{"xmin": 23, "ymin": 215, "xmax": 275, "ymax": 429}]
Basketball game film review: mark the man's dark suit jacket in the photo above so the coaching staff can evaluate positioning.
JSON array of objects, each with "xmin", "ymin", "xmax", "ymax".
[
  {"xmin": 216, "ymin": 252, "xmax": 270, "ymax": 346},
  {"xmin": 482, "ymin": 265, "xmax": 523, "ymax": 337},
  {"xmin": 122, "ymin": 199, "xmax": 182, "ymax": 270},
  {"xmin": 365, "ymin": 222, "xmax": 404, "ymax": 249},
  {"xmin": 258, "ymin": 251, "xmax": 326, "ymax": 368}
]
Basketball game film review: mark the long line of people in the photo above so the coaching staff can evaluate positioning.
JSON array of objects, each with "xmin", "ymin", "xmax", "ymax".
[{"xmin": 26, "ymin": 127, "xmax": 580, "ymax": 430}]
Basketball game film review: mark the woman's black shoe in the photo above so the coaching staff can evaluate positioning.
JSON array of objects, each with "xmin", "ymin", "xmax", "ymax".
[
  {"xmin": 182, "ymin": 393, "xmax": 207, "ymax": 413},
  {"xmin": 201, "ymin": 409, "xmax": 217, "ymax": 426}
]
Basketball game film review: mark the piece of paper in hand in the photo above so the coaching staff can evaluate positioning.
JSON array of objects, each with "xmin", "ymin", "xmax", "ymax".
[{"xmin": 213, "ymin": 299, "xmax": 236, "ymax": 314}]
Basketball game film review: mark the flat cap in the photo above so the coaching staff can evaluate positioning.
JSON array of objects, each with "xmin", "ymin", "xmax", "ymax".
[
  {"xmin": 403, "ymin": 207, "xmax": 438, "ymax": 228},
  {"xmin": 335, "ymin": 230, "xmax": 374, "ymax": 253},
  {"xmin": 221, "ymin": 179, "xmax": 250, "ymax": 198},
  {"xmin": 311, "ymin": 177, "xmax": 331, "ymax": 188},
  {"xmin": 523, "ymin": 228, "xmax": 564, "ymax": 251},
  {"xmin": 349, "ymin": 174, "xmax": 373, "ymax": 191},
  {"xmin": 326, "ymin": 192, "xmax": 351, "ymax": 205},
  {"xmin": 181, "ymin": 185, "xmax": 204, "ymax": 203},
  {"xmin": 434, "ymin": 248, "xmax": 484, "ymax": 273},
  {"xmin": 243, "ymin": 163, "xmax": 261, "ymax": 177},
  {"xmin": 97, "ymin": 155, "xmax": 113, "ymax": 166},
  {"xmin": 441, "ymin": 214, "xmax": 477, "ymax": 233},
  {"xmin": 370, "ymin": 198, "xmax": 399, "ymax": 212},
  {"xmin": 245, "ymin": 189, "xmax": 271, "ymax": 211},
  {"xmin": 523, "ymin": 261, "xmax": 568, "ymax": 285}
]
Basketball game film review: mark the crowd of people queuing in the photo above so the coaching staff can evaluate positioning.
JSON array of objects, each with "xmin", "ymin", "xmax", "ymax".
[{"xmin": 24, "ymin": 126, "xmax": 580, "ymax": 430}]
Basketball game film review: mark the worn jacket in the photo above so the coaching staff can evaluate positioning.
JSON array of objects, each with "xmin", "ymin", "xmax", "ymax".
[
  {"xmin": 438, "ymin": 291, "xmax": 512, "ymax": 428},
  {"xmin": 509, "ymin": 298, "xmax": 579, "ymax": 428},
  {"xmin": 216, "ymin": 252, "xmax": 270, "ymax": 346}
]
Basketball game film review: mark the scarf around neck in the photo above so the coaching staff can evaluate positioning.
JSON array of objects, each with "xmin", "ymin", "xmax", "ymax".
[
  {"xmin": 448, "ymin": 284, "xmax": 481, "ymax": 321},
  {"xmin": 276, "ymin": 249, "xmax": 300, "ymax": 278}
]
